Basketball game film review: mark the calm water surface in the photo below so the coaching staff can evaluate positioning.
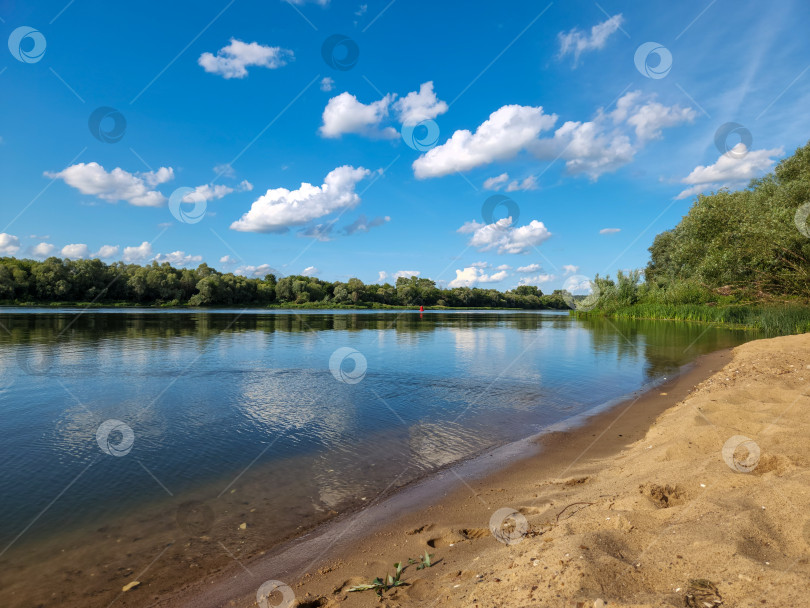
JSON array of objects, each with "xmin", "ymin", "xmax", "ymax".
[{"xmin": 0, "ymin": 309, "xmax": 751, "ymax": 606}]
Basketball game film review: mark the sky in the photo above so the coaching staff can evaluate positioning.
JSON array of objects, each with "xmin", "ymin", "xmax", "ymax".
[{"xmin": 2, "ymin": 0, "xmax": 810, "ymax": 292}]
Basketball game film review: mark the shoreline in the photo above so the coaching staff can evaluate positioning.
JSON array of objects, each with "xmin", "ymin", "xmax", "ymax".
[{"xmin": 165, "ymin": 348, "xmax": 737, "ymax": 608}]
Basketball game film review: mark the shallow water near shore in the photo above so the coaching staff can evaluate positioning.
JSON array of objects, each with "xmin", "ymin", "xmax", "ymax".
[{"xmin": 0, "ymin": 309, "xmax": 753, "ymax": 607}]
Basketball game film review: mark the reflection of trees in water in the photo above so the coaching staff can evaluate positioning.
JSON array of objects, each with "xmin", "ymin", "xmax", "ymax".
[{"xmin": 572, "ymin": 316, "xmax": 749, "ymax": 380}]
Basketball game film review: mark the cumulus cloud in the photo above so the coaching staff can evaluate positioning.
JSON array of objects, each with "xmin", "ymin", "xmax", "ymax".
[
  {"xmin": 198, "ymin": 39, "xmax": 293, "ymax": 79},
  {"xmin": 59, "ymin": 243, "xmax": 90, "ymax": 259},
  {"xmin": 558, "ymin": 14, "xmax": 624, "ymax": 66},
  {"xmin": 449, "ymin": 265, "xmax": 509, "ymax": 287},
  {"xmin": 483, "ymin": 172, "xmax": 538, "ymax": 192},
  {"xmin": 675, "ymin": 144, "xmax": 783, "ymax": 199},
  {"xmin": 320, "ymin": 77, "xmax": 334, "ymax": 92},
  {"xmin": 30, "ymin": 242, "xmax": 55, "ymax": 258},
  {"xmin": 563, "ymin": 264, "xmax": 579, "ymax": 275},
  {"xmin": 123, "ymin": 241, "xmax": 154, "ymax": 263},
  {"xmin": 319, "ymin": 82, "xmax": 447, "ymax": 138},
  {"xmin": 302, "ymin": 266, "xmax": 318, "ymax": 276},
  {"xmin": 506, "ymin": 175, "xmax": 538, "ymax": 192},
  {"xmin": 458, "ymin": 217, "xmax": 552, "ymax": 254},
  {"xmin": 483, "ymin": 173, "xmax": 509, "ymax": 190},
  {"xmin": 45, "ymin": 162, "xmax": 174, "ymax": 207},
  {"xmin": 413, "ymin": 105, "xmax": 557, "ymax": 178},
  {"xmin": 235, "ymin": 264, "xmax": 279, "ymax": 278},
  {"xmin": 394, "ymin": 270, "xmax": 420, "ymax": 279},
  {"xmin": 0, "ymin": 233, "xmax": 21, "ymax": 255},
  {"xmin": 377, "ymin": 271, "xmax": 388, "ymax": 282},
  {"xmin": 517, "ymin": 273, "xmax": 555, "ymax": 286},
  {"xmin": 91, "ymin": 245, "xmax": 119, "ymax": 259},
  {"xmin": 230, "ymin": 166, "xmax": 372, "ymax": 233},
  {"xmin": 416, "ymin": 92, "xmax": 695, "ymax": 181},
  {"xmin": 154, "ymin": 251, "xmax": 203, "ymax": 267},
  {"xmin": 516, "ymin": 263, "xmax": 542, "ymax": 273},
  {"xmin": 599, "ymin": 228, "xmax": 621, "ymax": 234},
  {"xmin": 392, "ymin": 81, "xmax": 448, "ymax": 125},
  {"xmin": 343, "ymin": 214, "xmax": 390, "ymax": 235},
  {"xmin": 319, "ymin": 92, "xmax": 398, "ymax": 139}
]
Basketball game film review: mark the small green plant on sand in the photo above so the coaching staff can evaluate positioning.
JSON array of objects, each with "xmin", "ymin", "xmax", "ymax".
[
  {"xmin": 348, "ymin": 562, "xmax": 409, "ymax": 597},
  {"xmin": 408, "ymin": 550, "xmax": 434, "ymax": 570}
]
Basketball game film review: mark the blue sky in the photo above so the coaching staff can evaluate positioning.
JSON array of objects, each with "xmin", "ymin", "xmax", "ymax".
[{"xmin": 2, "ymin": 0, "xmax": 809, "ymax": 292}]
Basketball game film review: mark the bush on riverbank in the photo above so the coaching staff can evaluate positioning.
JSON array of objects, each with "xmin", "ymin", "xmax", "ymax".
[{"xmin": 581, "ymin": 141, "xmax": 810, "ymax": 334}]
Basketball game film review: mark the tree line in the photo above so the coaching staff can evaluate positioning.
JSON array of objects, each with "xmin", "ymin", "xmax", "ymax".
[{"xmin": 0, "ymin": 257, "xmax": 569, "ymax": 309}]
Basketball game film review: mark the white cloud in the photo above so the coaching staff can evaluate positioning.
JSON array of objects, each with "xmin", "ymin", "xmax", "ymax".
[
  {"xmin": 60, "ymin": 243, "xmax": 90, "ymax": 259},
  {"xmin": 30, "ymin": 242, "xmax": 55, "ymax": 258},
  {"xmin": 599, "ymin": 228, "xmax": 621, "ymax": 234},
  {"xmin": 675, "ymin": 145, "xmax": 783, "ymax": 199},
  {"xmin": 558, "ymin": 14, "xmax": 624, "ymax": 66},
  {"xmin": 0, "ymin": 233, "xmax": 21, "ymax": 255},
  {"xmin": 355, "ymin": 4, "xmax": 367, "ymax": 16},
  {"xmin": 625, "ymin": 100, "xmax": 697, "ymax": 143},
  {"xmin": 458, "ymin": 217, "xmax": 552, "ymax": 254},
  {"xmin": 319, "ymin": 92, "xmax": 398, "ymax": 139},
  {"xmin": 416, "ymin": 92, "xmax": 695, "ymax": 181},
  {"xmin": 449, "ymin": 266, "xmax": 509, "ymax": 287},
  {"xmin": 93, "ymin": 245, "xmax": 119, "ymax": 259},
  {"xmin": 185, "ymin": 184, "xmax": 234, "ymax": 202},
  {"xmin": 235, "ymin": 264, "xmax": 279, "ymax": 278},
  {"xmin": 517, "ymin": 273, "xmax": 555, "ymax": 286},
  {"xmin": 45, "ymin": 162, "xmax": 173, "ymax": 207},
  {"xmin": 237, "ymin": 180, "xmax": 254, "ymax": 192},
  {"xmin": 230, "ymin": 165, "xmax": 372, "ymax": 233},
  {"xmin": 516, "ymin": 263, "xmax": 542, "ymax": 273},
  {"xmin": 394, "ymin": 270, "xmax": 420, "ymax": 279},
  {"xmin": 413, "ymin": 105, "xmax": 557, "ymax": 178},
  {"xmin": 198, "ymin": 39, "xmax": 293, "ymax": 79},
  {"xmin": 393, "ymin": 81, "xmax": 448, "ymax": 125},
  {"xmin": 287, "ymin": 0, "xmax": 329, "ymax": 4},
  {"xmin": 506, "ymin": 175, "xmax": 538, "ymax": 192},
  {"xmin": 483, "ymin": 173, "xmax": 509, "ymax": 190},
  {"xmin": 319, "ymin": 82, "xmax": 447, "ymax": 138},
  {"xmin": 123, "ymin": 241, "xmax": 154, "ymax": 263},
  {"xmin": 302, "ymin": 266, "xmax": 318, "ymax": 276},
  {"xmin": 320, "ymin": 77, "xmax": 334, "ymax": 92},
  {"xmin": 154, "ymin": 251, "xmax": 203, "ymax": 267},
  {"xmin": 563, "ymin": 264, "xmax": 579, "ymax": 275},
  {"xmin": 496, "ymin": 264, "xmax": 511, "ymax": 271},
  {"xmin": 377, "ymin": 271, "xmax": 388, "ymax": 282}
]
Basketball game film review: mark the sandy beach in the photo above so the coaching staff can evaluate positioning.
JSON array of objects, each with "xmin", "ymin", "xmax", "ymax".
[{"xmin": 181, "ymin": 333, "xmax": 810, "ymax": 608}]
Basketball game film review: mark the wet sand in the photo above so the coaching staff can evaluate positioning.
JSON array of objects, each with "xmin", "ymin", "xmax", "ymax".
[{"xmin": 161, "ymin": 334, "xmax": 810, "ymax": 608}]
